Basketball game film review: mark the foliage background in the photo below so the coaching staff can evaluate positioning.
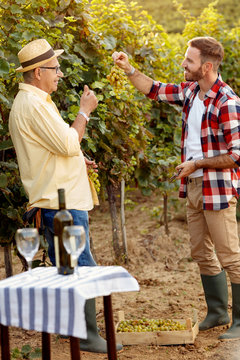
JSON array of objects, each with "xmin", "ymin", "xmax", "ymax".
[
  {"xmin": 0, "ymin": 0, "xmax": 239, "ymax": 253},
  {"xmin": 133, "ymin": 0, "xmax": 240, "ymax": 33}
]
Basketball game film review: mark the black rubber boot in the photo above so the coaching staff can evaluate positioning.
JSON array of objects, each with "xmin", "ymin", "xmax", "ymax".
[
  {"xmin": 79, "ymin": 298, "xmax": 123, "ymax": 353},
  {"xmin": 199, "ymin": 271, "xmax": 230, "ymax": 331},
  {"xmin": 219, "ymin": 283, "xmax": 240, "ymax": 340}
]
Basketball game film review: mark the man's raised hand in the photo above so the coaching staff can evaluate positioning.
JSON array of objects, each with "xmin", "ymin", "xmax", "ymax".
[{"xmin": 112, "ymin": 51, "xmax": 132, "ymax": 73}]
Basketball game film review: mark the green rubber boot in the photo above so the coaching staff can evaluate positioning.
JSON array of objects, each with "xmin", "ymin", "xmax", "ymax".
[
  {"xmin": 79, "ymin": 298, "xmax": 123, "ymax": 353},
  {"xmin": 199, "ymin": 271, "xmax": 230, "ymax": 331},
  {"xmin": 219, "ymin": 283, "xmax": 240, "ymax": 340}
]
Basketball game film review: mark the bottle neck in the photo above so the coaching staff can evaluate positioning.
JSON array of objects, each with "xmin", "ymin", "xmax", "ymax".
[{"xmin": 58, "ymin": 189, "xmax": 66, "ymax": 210}]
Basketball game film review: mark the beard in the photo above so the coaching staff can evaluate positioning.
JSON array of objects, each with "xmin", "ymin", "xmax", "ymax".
[{"xmin": 184, "ymin": 66, "xmax": 204, "ymax": 82}]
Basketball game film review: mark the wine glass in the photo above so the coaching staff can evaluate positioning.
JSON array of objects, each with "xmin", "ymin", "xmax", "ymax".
[
  {"xmin": 62, "ymin": 225, "xmax": 86, "ymax": 279},
  {"xmin": 15, "ymin": 228, "xmax": 40, "ymax": 279}
]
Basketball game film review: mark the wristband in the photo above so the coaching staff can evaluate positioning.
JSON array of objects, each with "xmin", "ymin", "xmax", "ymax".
[
  {"xmin": 78, "ymin": 111, "xmax": 89, "ymax": 122},
  {"xmin": 125, "ymin": 66, "xmax": 135, "ymax": 76}
]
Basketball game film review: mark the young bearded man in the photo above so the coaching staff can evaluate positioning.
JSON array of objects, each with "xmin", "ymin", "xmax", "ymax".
[{"xmin": 113, "ymin": 36, "xmax": 240, "ymax": 340}]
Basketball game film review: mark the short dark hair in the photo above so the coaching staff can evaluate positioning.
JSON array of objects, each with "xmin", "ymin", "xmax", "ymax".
[{"xmin": 188, "ymin": 37, "xmax": 224, "ymax": 71}]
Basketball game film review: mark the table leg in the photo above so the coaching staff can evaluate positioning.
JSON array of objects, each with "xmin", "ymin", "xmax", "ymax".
[
  {"xmin": 70, "ymin": 336, "xmax": 81, "ymax": 360},
  {"xmin": 0, "ymin": 324, "xmax": 10, "ymax": 360},
  {"xmin": 103, "ymin": 295, "xmax": 117, "ymax": 360},
  {"xmin": 42, "ymin": 332, "xmax": 51, "ymax": 360}
]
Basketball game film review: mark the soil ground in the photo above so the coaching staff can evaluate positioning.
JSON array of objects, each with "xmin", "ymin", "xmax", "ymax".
[{"xmin": 1, "ymin": 189, "xmax": 240, "ymax": 360}]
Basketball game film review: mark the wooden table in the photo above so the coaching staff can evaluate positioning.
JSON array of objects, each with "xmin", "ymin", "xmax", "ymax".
[{"xmin": 0, "ymin": 266, "xmax": 139, "ymax": 360}]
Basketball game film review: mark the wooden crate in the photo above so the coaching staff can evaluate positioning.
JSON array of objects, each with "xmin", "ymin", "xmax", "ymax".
[{"xmin": 115, "ymin": 311, "xmax": 199, "ymax": 346}]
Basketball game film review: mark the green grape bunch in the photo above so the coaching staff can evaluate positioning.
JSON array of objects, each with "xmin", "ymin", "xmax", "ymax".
[
  {"xmin": 117, "ymin": 318, "xmax": 187, "ymax": 333},
  {"xmin": 107, "ymin": 65, "xmax": 127, "ymax": 93},
  {"xmin": 88, "ymin": 168, "xmax": 101, "ymax": 193}
]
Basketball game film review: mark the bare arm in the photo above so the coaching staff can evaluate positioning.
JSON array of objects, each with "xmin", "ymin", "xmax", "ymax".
[
  {"xmin": 71, "ymin": 85, "xmax": 98, "ymax": 142},
  {"xmin": 176, "ymin": 154, "xmax": 238, "ymax": 180},
  {"xmin": 195, "ymin": 155, "xmax": 238, "ymax": 170},
  {"xmin": 112, "ymin": 51, "xmax": 153, "ymax": 95}
]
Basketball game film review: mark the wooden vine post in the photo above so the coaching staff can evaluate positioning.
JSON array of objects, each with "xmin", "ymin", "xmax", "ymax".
[
  {"xmin": 120, "ymin": 179, "xmax": 128, "ymax": 264},
  {"xmin": 106, "ymin": 183, "xmax": 121, "ymax": 261}
]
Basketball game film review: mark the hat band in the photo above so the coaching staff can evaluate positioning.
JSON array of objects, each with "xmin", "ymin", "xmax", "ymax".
[{"xmin": 21, "ymin": 48, "xmax": 55, "ymax": 68}]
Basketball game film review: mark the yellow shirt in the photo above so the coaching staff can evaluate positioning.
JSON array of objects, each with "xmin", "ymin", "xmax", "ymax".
[{"xmin": 9, "ymin": 83, "xmax": 94, "ymax": 210}]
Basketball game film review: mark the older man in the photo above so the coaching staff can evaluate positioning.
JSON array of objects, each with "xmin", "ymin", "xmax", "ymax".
[
  {"xmin": 9, "ymin": 38, "xmax": 122, "ymax": 353},
  {"xmin": 113, "ymin": 36, "xmax": 240, "ymax": 340}
]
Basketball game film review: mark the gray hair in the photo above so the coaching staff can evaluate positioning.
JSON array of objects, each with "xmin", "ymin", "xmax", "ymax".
[{"xmin": 22, "ymin": 69, "xmax": 35, "ymax": 83}]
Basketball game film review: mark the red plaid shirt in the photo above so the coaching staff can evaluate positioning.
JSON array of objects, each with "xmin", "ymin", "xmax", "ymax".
[{"xmin": 147, "ymin": 75, "xmax": 240, "ymax": 210}]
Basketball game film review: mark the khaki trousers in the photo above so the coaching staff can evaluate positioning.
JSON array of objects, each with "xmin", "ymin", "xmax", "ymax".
[{"xmin": 186, "ymin": 177, "xmax": 240, "ymax": 284}]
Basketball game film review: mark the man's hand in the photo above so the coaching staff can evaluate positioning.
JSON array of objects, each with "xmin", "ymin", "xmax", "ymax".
[
  {"xmin": 112, "ymin": 51, "xmax": 153, "ymax": 95},
  {"xmin": 72, "ymin": 85, "xmax": 98, "ymax": 142},
  {"xmin": 175, "ymin": 160, "xmax": 196, "ymax": 179},
  {"xmin": 112, "ymin": 51, "xmax": 132, "ymax": 73},
  {"xmin": 79, "ymin": 85, "xmax": 98, "ymax": 117},
  {"xmin": 85, "ymin": 157, "xmax": 98, "ymax": 173}
]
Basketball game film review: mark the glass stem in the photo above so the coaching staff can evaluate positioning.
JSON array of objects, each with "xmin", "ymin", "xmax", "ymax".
[
  {"xmin": 27, "ymin": 260, "xmax": 32, "ymax": 276},
  {"xmin": 74, "ymin": 257, "xmax": 79, "ymax": 278}
]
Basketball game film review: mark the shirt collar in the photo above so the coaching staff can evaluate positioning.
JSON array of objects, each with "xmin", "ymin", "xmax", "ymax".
[
  {"xmin": 19, "ymin": 83, "xmax": 52, "ymax": 103},
  {"xmin": 205, "ymin": 74, "xmax": 223, "ymax": 99},
  {"xmin": 194, "ymin": 74, "xmax": 223, "ymax": 100}
]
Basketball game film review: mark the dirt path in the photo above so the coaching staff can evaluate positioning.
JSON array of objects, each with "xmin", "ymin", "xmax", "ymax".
[{"xmin": 1, "ymin": 190, "xmax": 240, "ymax": 359}]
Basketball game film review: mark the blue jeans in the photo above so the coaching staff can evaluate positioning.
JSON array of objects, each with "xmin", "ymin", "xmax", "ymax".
[{"xmin": 42, "ymin": 209, "xmax": 96, "ymax": 266}]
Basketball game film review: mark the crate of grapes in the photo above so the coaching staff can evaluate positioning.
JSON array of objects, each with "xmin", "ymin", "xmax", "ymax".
[{"xmin": 115, "ymin": 311, "xmax": 199, "ymax": 345}]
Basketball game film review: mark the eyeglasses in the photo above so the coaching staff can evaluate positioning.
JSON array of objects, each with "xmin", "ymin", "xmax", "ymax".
[{"xmin": 40, "ymin": 66, "xmax": 61, "ymax": 74}]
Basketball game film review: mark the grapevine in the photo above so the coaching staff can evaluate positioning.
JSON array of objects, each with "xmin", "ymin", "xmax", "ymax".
[
  {"xmin": 88, "ymin": 169, "xmax": 101, "ymax": 193},
  {"xmin": 117, "ymin": 318, "xmax": 187, "ymax": 332}
]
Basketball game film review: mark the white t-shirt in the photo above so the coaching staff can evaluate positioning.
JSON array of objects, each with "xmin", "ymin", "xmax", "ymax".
[{"xmin": 186, "ymin": 92, "xmax": 205, "ymax": 178}]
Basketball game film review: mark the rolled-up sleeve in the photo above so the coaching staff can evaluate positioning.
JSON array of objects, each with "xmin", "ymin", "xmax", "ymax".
[
  {"xmin": 221, "ymin": 99, "xmax": 240, "ymax": 166},
  {"xmin": 147, "ymin": 80, "xmax": 185, "ymax": 106}
]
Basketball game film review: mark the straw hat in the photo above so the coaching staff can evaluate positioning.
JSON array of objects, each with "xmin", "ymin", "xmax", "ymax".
[{"xmin": 16, "ymin": 39, "xmax": 64, "ymax": 72}]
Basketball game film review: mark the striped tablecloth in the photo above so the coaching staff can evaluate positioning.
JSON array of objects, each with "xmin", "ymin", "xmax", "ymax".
[{"xmin": 0, "ymin": 266, "xmax": 139, "ymax": 338}]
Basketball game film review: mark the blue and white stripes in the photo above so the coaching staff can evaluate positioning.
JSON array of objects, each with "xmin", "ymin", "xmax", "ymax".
[{"xmin": 0, "ymin": 266, "xmax": 139, "ymax": 338}]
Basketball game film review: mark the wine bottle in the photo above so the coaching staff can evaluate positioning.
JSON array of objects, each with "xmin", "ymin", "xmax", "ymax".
[{"xmin": 53, "ymin": 188, "xmax": 74, "ymax": 275}]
